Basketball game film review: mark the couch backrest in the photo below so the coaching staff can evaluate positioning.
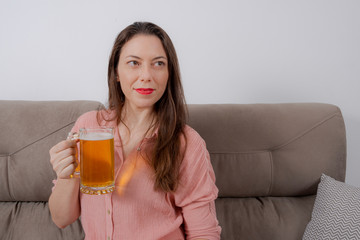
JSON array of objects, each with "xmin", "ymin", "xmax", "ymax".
[
  {"xmin": 188, "ymin": 103, "xmax": 346, "ymax": 197},
  {"xmin": 0, "ymin": 101, "xmax": 346, "ymax": 240},
  {"xmin": 187, "ymin": 103, "xmax": 346, "ymax": 239}
]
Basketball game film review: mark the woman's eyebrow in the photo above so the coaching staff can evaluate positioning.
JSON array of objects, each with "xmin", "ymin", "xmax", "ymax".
[
  {"xmin": 153, "ymin": 56, "xmax": 167, "ymax": 61},
  {"xmin": 125, "ymin": 55, "xmax": 141, "ymax": 59},
  {"xmin": 124, "ymin": 55, "xmax": 167, "ymax": 61}
]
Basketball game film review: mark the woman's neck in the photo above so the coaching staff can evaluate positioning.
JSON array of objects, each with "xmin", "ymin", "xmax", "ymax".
[{"xmin": 120, "ymin": 103, "xmax": 156, "ymax": 137}]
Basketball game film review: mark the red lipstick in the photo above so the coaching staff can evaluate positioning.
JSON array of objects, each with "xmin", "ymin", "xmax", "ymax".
[{"xmin": 135, "ymin": 88, "xmax": 154, "ymax": 95}]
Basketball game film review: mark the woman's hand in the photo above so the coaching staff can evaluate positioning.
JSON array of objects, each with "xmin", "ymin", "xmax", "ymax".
[
  {"xmin": 49, "ymin": 140, "xmax": 78, "ymax": 179},
  {"xmin": 49, "ymin": 139, "xmax": 81, "ymax": 229}
]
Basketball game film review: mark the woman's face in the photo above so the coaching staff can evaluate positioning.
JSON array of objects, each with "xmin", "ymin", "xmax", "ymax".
[{"xmin": 117, "ymin": 34, "xmax": 169, "ymax": 111}]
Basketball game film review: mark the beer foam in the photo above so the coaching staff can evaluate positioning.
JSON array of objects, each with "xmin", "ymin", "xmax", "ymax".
[{"xmin": 80, "ymin": 132, "xmax": 113, "ymax": 141}]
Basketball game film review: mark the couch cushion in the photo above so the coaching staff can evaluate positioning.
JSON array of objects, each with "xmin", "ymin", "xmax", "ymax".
[
  {"xmin": 216, "ymin": 195, "xmax": 315, "ymax": 240},
  {"xmin": 302, "ymin": 174, "xmax": 360, "ymax": 239},
  {"xmin": 0, "ymin": 201, "xmax": 84, "ymax": 240},
  {"xmin": 210, "ymin": 151, "xmax": 272, "ymax": 197}
]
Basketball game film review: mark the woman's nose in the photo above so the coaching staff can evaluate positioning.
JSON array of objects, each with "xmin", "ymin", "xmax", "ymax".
[{"xmin": 140, "ymin": 65, "xmax": 152, "ymax": 82}]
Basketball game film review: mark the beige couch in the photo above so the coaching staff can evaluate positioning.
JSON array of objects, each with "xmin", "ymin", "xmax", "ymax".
[{"xmin": 0, "ymin": 101, "xmax": 346, "ymax": 240}]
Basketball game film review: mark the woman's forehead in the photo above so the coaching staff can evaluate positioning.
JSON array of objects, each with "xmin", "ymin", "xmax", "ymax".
[{"xmin": 120, "ymin": 34, "xmax": 167, "ymax": 60}]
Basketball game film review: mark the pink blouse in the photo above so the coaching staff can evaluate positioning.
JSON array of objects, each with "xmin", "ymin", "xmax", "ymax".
[{"xmin": 62, "ymin": 110, "xmax": 221, "ymax": 239}]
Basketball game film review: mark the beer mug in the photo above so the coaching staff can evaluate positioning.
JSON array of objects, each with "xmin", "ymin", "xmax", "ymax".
[{"xmin": 67, "ymin": 127, "xmax": 115, "ymax": 195}]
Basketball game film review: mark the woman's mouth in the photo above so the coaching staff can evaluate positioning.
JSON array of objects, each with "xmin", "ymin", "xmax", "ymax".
[{"xmin": 135, "ymin": 88, "xmax": 154, "ymax": 95}]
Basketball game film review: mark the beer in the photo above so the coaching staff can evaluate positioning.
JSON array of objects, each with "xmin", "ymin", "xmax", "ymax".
[{"xmin": 79, "ymin": 129, "xmax": 115, "ymax": 194}]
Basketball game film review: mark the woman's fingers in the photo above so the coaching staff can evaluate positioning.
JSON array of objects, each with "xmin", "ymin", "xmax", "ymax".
[
  {"xmin": 57, "ymin": 157, "xmax": 77, "ymax": 179},
  {"xmin": 49, "ymin": 140, "xmax": 78, "ymax": 179},
  {"xmin": 53, "ymin": 154, "xmax": 77, "ymax": 178},
  {"xmin": 50, "ymin": 140, "xmax": 77, "ymax": 156}
]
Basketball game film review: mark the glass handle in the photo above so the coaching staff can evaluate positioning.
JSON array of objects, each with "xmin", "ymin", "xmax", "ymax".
[{"xmin": 67, "ymin": 132, "xmax": 80, "ymax": 178}]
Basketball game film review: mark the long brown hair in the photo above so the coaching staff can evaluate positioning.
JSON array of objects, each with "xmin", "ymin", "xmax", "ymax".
[{"xmin": 106, "ymin": 22, "xmax": 187, "ymax": 192}]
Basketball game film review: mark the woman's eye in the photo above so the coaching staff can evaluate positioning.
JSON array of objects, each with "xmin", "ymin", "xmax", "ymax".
[
  {"xmin": 154, "ymin": 61, "xmax": 166, "ymax": 67},
  {"xmin": 128, "ymin": 60, "xmax": 139, "ymax": 66}
]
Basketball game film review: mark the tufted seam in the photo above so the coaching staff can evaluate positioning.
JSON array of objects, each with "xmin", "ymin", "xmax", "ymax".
[
  {"xmin": 209, "ymin": 150, "xmax": 270, "ymax": 154},
  {"xmin": 6, "ymin": 155, "xmax": 15, "ymax": 201},
  {"xmin": 269, "ymin": 112, "xmax": 342, "ymax": 151},
  {"xmin": 267, "ymin": 151, "xmax": 274, "ymax": 196},
  {"xmin": 2, "ymin": 122, "xmax": 75, "ymax": 201},
  {"xmin": 6, "ymin": 121, "xmax": 76, "ymax": 156}
]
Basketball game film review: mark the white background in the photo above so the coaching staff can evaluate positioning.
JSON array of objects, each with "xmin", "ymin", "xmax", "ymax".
[{"xmin": 0, "ymin": 0, "xmax": 359, "ymax": 187}]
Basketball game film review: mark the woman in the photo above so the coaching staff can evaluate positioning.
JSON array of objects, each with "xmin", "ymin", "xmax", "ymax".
[{"xmin": 49, "ymin": 22, "xmax": 221, "ymax": 240}]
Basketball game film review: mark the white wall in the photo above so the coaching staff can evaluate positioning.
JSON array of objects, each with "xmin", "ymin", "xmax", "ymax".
[{"xmin": 1, "ymin": 0, "xmax": 359, "ymax": 187}]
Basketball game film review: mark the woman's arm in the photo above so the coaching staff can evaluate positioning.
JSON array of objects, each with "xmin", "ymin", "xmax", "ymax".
[
  {"xmin": 49, "ymin": 179, "xmax": 80, "ymax": 228},
  {"xmin": 175, "ymin": 127, "xmax": 221, "ymax": 240},
  {"xmin": 48, "ymin": 140, "xmax": 81, "ymax": 229}
]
